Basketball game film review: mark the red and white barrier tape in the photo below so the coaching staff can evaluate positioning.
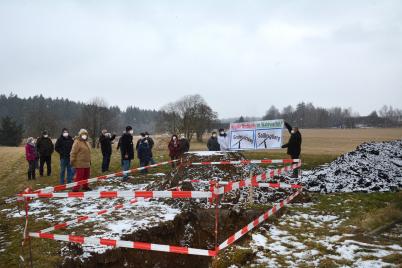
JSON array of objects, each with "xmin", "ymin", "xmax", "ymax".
[
  {"xmin": 215, "ymin": 163, "xmax": 302, "ymax": 195},
  {"xmin": 29, "ymin": 232, "xmax": 216, "ymax": 257},
  {"xmin": 19, "ymin": 190, "xmax": 211, "ymax": 199},
  {"xmin": 217, "ymin": 189, "xmax": 302, "ymax": 251},
  {"xmin": 38, "ymin": 187, "xmax": 180, "ymax": 234},
  {"xmin": 35, "ymin": 160, "xmax": 179, "ymax": 194},
  {"xmin": 190, "ymin": 159, "xmax": 299, "ymax": 166}
]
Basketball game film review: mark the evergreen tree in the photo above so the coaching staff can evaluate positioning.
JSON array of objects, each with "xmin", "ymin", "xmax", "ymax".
[{"xmin": 0, "ymin": 116, "xmax": 24, "ymax": 146}]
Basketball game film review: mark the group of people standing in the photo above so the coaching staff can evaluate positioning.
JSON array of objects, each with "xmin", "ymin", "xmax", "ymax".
[{"xmin": 24, "ymin": 122, "xmax": 302, "ymax": 187}]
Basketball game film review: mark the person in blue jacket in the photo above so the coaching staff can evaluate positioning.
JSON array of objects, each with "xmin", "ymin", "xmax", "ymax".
[{"xmin": 137, "ymin": 138, "xmax": 152, "ymax": 174}]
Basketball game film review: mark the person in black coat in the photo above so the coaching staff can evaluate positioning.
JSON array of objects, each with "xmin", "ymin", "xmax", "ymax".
[
  {"xmin": 120, "ymin": 126, "xmax": 134, "ymax": 181},
  {"xmin": 99, "ymin": 129, "xmax": 116, "ymax": 172},
  {"xmin": 179, "ymin": 134, "xmax": 190, "ymax": 155},
  {"xmin": 281, "ymin": 122, "xmax": 302, "ymax": 177},
  {"xmin": 137, "ymin": 138, "xmax": 152, "ymax": 174},
  {"xmin": 36, "ymin": 130, "xmax": 54, "ymax": 176},
  {"xmin": 144, "ymin": 132, "xmax": 155, "ymax": 164},
  {"xmin": 207, "ymin": 132, "xmax": 221, "ymax": 151},
  {"xmin": 55, "ymin": 128, "xmax": 74, "ymax": 184}
]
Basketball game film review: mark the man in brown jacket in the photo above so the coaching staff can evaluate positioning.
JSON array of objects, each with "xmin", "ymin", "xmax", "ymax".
[{"xmin": 70, "ymin": 129, "xmax": 91, "ymax": 191}]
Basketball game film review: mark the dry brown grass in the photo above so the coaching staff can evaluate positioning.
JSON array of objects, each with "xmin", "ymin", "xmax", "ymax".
[{"xmin": 294, "ymin": 128, "xmax": 402, "ymax": 155}]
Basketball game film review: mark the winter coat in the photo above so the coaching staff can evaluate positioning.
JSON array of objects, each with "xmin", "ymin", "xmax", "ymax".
[
  {"xmin": 99, "ymin": 134, "xmax": 116, "ymax": 156},
  {"xmin": 36, "ymin": 137, "xmax": 54, "ymax": 157},
  {"xmin": 136, "ymin": 137, "xmax": 154, "ymax": 157},
  {"xmin": 217, "ymin": 134, "xmax": 229, "ymax": 151},
  {"xmin": 168, "ymin": 139, "xmax": 181, "ymax": 158},
  {"xmin": 55, "ymin": 135, "xmax": 74, "ymax": 159},
  {"xmin": 25, "ymin": 143, "xmax": 37, "ymax": 161},
  {"xmin": 119, "ymin": 133, "xmax": 134, "ymax": 160},
  {"xmin": 207, "ymin": 137, "xmax": 220, "ymax": 151},
  {"xmin": 137, "ymin": 140, "xmax": 152, "ymax": 162},
  {"xmin": 70, "ymin": 138, "xmax": 91, "ymax": 168},
  {"xmin": 282, "ymin": 122, "xmax": 302, "ymax": 157},
  {"xmin": 179, "ymin": 138, "xmax": 190, "ymax": 154}
]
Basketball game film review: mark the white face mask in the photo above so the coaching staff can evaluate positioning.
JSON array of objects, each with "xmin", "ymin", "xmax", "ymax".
[
  {"xmin": 63, "ymin": 132, "xmax": 69, "ymax": 137},
  {"xmin": 291, "ymin": 130, "xmax": 295, "ymax": 134},
  {"xmin": 129, "ymin": 130, "xmax": 134, "ymax": 135},
  {"xmin": 81, "ymin": 135, "xmax": 88, "ymax": 140},
  {"xmin": 43, "ymin": 135, "xmax": 48, "ymax": 138},
  {"xmin": 173, "ymin": 137, "xmax": 177, "ymax": 141},
  {"xmin": 212, "ymin": 134, "xmax": 217, "ymax": 138},
  {"xmin": 145, "ymin": 135, "xmax": 149, "ymax": 138},
  {"xmin": 220, "ymin": 132, "xmax": 224, "ymax": 135}
]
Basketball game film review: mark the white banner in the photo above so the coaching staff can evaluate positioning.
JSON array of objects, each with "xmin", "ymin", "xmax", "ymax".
[{"xmin": 229, "ymin": 119, "xmax": 284, "ymax": 151}]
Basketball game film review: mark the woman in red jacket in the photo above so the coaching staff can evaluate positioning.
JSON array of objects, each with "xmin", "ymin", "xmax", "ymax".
[
  {"xmin": 168, "ymin": 135, "xmax": 181, "ymax": 167},
  {"xmin": 25, "ymin": 137, "xmax": 37, "ymax": 180}
]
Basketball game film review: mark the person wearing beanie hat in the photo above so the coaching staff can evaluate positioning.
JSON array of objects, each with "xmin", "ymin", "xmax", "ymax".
[
  {"xmin": 36, "ymin": 129, "xmax": 54, "ymax": 176},
  {"xmin": 55, "ymin": 128, "xmax": 74, "ymax": 184},
  {"xmin": 120, "ymin": 126, "xmax": 134, "ymax": 181},
  {"xmin": 25, "ymin": 137, "xmax": 37, "ymax": 180},
  {"xmin": 70, "ymin": 129, "xmax": 91, "ymax": 191}
]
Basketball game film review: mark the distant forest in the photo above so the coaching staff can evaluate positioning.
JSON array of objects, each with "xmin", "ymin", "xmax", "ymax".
[
  {"xmin": 0, "ymin": 94, "xmax": 401, "ymax": 140},
  {"xmin": 0, "ymin": 94, "xmax": 164, "ymax": 138}
]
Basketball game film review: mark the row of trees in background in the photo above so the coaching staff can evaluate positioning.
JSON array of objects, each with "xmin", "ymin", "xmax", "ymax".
[
  {"xmin": 0, "ymin": 94, "xmax": 401, "ymax": 147},
  {"xmin": 0, "ymin": 93, "xmax": 218, "ymax": 146},
  {"xmin": 261, "ymin": 102, "xmax": 402, "ymax": 128},
  {"xmin": 0, "ymin": 94, "xmax": 165, "ymax": 146}
]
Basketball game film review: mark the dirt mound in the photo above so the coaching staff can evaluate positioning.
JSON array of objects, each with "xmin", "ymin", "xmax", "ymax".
[
  {"xmin": 296, "ymin": 140, "xmax": 402, "ymax": 193},
  {"xmin": 147, "ymin": 151, "xmax": 291, "ymax": 208}
]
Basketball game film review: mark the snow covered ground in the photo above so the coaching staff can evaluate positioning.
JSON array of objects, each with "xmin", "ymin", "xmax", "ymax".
[
  {"xmin": 226, "ymin": 202, "xmax": 402, "ymax": 267},
  {"xmin": 2, "ymin": 176, "xmax": 181, "ymax": 261}
]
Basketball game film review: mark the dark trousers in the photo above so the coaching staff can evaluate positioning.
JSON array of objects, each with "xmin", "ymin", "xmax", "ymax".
[
  {"xmin": 291, "ymin": 154, "xmax": 300, "ymax": 177},
  {"xmin": 27, "ymin": 160, "xmax": 36, "ymax": 180},
  {"xmin": 102, "ymin": 153, "xmax": 111, "ymax": 172},
  {"xmin": 39, "ymin": 155, "xmax": 52, "ymax": 176},
  {"xmin": 140, "ymin": 160, "xmax": 150, "ymax": 174},
  {"xmin": 170, "ymin": 156, "xmax": 178, "ymax": 167}
]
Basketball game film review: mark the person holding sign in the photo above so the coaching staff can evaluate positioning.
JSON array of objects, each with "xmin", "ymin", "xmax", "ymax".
[
  {"xmin": 217, "ymin": 128, "xmax": 229, "ymax": 151},
  {"xmin": 281, "ymin": 122, "xmax": 302, "ymax": 177}
]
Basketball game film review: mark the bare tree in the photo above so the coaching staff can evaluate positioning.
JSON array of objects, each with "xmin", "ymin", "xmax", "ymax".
[
  {"xmin": 160, "ymin": 94, "xmax": 217, "ymax": 142},
  {"xmin": 78, "ymin": 97, "xmax": 113, "ymax": 148}
]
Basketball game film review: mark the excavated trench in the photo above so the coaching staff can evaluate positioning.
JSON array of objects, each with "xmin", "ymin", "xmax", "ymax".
[
  {"xmin": 60, "ymin": 152, "xmax": 298, "ymax": 268},
  {"xmin": 62, "ymin": 206, "xmax": 288, "ymax": 268}
]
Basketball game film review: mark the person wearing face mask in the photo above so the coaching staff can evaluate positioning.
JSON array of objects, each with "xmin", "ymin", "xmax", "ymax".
[
  {"xmin": 135, "ymin": 133, "xmax": 146, "ymax": 151},
  {"xmin": 25, "ymin": 137, "xmax": 37, "ymax": 180},
  {"xmin": 168, "ymin": 135, "xmax": 181, "ymax": 167},
  {"xmin": 207, "ymin": 131, "xmax": 221, "ymax": 151},
  {"xmin": 55, "ymin": 128, "xmax": 75, "ymax": 184},
  {"xmin": 179, "ymin": 134, "xmax": 190, "ymax": 155},
  {"xmin": 120, "ymin": 126, "xmax": 135, "ymax": 181},
  {"xmin": 99, "ymin": 129, "xmax": 116, "ymax": 173},
  {"xmin": 70, "ymin": 129, "xmax": 91, "ymax": 191},
  {"xmin": 217, "ymin": 128, "xmax": 229, "ymax": 151},
  {"xmin": 144, "ymin": 132, "xmax": 155, "ymax": 164},
  {"xmin": 137, "ymin": 137, "xmax": 152, "ymax": 174},
  {"xmin": 281, "ymin": 122, "xmax": 302, "ymax": 177},
  {"xmin": 36, "ymin": 130, "xmax": 54, "ymax": 177}
]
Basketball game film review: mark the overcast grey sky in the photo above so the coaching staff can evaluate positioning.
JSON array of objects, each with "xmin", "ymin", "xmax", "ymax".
[{"xmin": 0, "ymin": 0, "xmax": 401, "ymax": 118}]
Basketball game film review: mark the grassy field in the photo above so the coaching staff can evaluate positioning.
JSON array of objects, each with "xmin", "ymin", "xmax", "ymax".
[{"xmin": 0, "ymin": 128, "xmax": 401, "ymax": 267}]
